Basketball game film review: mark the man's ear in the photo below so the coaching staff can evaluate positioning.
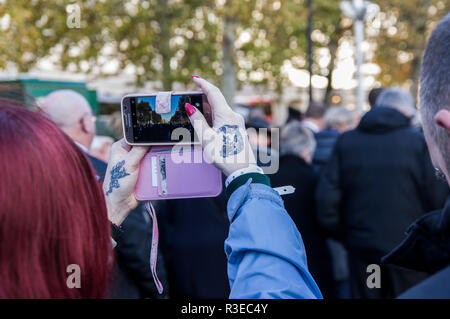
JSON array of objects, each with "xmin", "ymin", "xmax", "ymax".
[
  {"xmin": 80, "ymin": 116, "xmax": 89, "ymax": 133},
  {"xmin": 80, "ymin": 115, "xmax": 95, "ymax": 134},
  {"xmin": 434, "ymin": 110, "xmax": 450, "ymax": 131}
]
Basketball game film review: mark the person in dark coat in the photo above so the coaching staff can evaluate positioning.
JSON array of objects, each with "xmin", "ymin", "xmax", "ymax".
[
  {"xmin": 313, "ymin": 106, "xmax": 357, "ymax": 174},
  {"xmin": 382, "ymin": 14, "xmax": 450, "ymax": 298},
  {"xmin": 383, "ymin": 198, "xmax": 450, "ymax": 298},
  {"xmin": 271, "ymin": 121, "xmax": 334, "ymax": 298},
  {"xmin": 246, "ymin": 116, "xmax": 278, "ymax": 174},
  {"xmin": 316, "ymin": 88, "xmax": 449, "ymax": 298},
  {"xmin": 156, "ymin": 189, "xmax": 231, "ymax": 299},
  {"xmin": 312, "ymin": 106, "xmax": 357, "ymax": 299},
  {"xmin": 302, "ymin": 101, "xmax": 326, "ymax": 133},
  {"xmin": 313, "ymin": 129, "xmax": 339, "ymax": 174},
  {"xmin": 286, "ymin": 105, "xmax": 303, "ymax": 124}
]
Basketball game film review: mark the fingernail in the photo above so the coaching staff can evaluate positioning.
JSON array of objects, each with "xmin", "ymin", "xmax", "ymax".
[
  {"xmin": 185, "ymin": 103, "xmax": 197, "ymax": 116},
  {"xmin": 191, "ymin": 75, "xmax": 200, "ymax": 78}
]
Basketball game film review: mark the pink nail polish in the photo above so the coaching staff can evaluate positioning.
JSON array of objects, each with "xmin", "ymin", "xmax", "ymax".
[
  {"xmin": 191, "ymin": 75, "xmax": 200, "ymax": 78},
  {"xmin": 185, "ymin": 103, "xmax": 197, "ymax": 116}
]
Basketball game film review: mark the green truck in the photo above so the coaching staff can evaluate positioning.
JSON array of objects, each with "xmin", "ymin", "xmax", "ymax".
[
  {"xmin": 0, "ymin": 78, "xmax": 99, "ymax": 113},
  {"xmin": 0, "ymin": 78, "xmax": 121, "ymax": 139}
]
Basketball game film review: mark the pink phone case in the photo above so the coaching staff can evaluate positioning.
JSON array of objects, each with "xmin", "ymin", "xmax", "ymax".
[{"xmin": 135, "ymin": 146, "xmax": 223, "ymax": 200}]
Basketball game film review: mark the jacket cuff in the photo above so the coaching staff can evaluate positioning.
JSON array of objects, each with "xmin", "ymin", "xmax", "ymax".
[
  {"xmin": 227, "ymin": 182, "xmax": 283, "ymax": 223},
  {"xmin": 225, "ymin": 172, "xmax": 270, "ymax": 200}
]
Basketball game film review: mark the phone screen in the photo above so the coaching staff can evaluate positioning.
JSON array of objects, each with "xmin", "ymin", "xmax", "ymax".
[{"xmin": 128, "ymin": 93, "xmax": 209, "ymax": 144}]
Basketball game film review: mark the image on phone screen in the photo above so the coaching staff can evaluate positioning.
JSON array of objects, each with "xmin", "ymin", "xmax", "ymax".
[{"xmin": 129, "ymin": 94, "xmax": 207, "ymax": 144}]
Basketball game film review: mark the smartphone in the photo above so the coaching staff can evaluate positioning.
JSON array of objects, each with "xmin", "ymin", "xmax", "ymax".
[{"xmin": 122, "ymin": 91, "xmax": 212, "ymax": 145}]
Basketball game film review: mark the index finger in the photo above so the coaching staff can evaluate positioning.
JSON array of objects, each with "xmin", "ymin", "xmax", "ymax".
[{"xmin": 192, "ymin": 77, "xmax": 231, "ymax": 113}]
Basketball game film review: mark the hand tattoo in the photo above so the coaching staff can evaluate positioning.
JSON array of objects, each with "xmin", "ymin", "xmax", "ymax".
[
  {"xmin": 106, "ymin": 160, "xmax": 130, "ymax": 196},
  {"xmin": 217, "ymin": 125, "xmax": 244, "ymax": 158}
]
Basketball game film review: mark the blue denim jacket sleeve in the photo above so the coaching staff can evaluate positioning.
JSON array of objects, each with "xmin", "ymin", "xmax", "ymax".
[{"xmin": 225, "ymin": 181, "xmax": 323, "ymax": 299}]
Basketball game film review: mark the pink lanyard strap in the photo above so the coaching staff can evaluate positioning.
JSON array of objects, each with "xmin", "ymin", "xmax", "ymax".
[{"xmin": 144, "ymin": 201, "xmax": 164, "ymax": 294}]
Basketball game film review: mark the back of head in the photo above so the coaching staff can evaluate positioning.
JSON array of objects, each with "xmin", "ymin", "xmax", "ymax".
[
  {"xmin": 0, "ymin": 105, "xmax": 111, "ymax": 298},
  {"xmin": 287, "ymin": 106, "xmax": 302, "ymax": 123},
  {"xmin": 305, "ymin": 101, "xmax": 326, "ymax": 119},
  {"xmin": 368, "ymin": 87, "xmax": 385, "ymax": 108},
  {"xmin": 248, "ymin": 107, "xmax": 266, "ymax": 121},
  {"xmin": 280, "ymin": 121, "xmax": 316, "ymax": 157},
  {"xmin": 39, "ymin": 90, "xmax": 91, "ymax": 128},
  {"xmin": 39, "ymin": 90, "xmax": 95, "ymax": 148},
  {"xmin": 420, "ymin": 13, "xmax": 450, "ymax": 173},
  {"xmin": 375, "ymin": 87, "xmax": 416, "ymax": 117},
  {"xmin": 324, "ymin": 106, "xmax": 355, "ymax": 131}
]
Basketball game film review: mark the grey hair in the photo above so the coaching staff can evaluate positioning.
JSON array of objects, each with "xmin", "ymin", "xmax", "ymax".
[
  {"xmin": 324, "ymin": 106, "xmax": 354, "ymax": 130},
  {"xmin": 420, "ymin": 13, "xmax": 450, "ymax": 171},
  {"xmin": 280, "ymin": 121, "xmax": 316, "ymax": 157},
  {"xmin": 375, "ymin": 87, "xmax": 416, "ymax": 117}
]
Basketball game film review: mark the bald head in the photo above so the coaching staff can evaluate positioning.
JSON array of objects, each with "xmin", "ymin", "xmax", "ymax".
[
  {"xmin": 40, "ymin": 90, "xmax": 91, "ymax": 127},
  {"xmin": 40, "ymin": 90, "xmax": 96, "ymax": 149}
]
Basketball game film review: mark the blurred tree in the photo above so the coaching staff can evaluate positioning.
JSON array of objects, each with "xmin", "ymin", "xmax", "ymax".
[
  {"xmin": 237, "ymin": 0, "xmax": 308, "ymax": 96},
  {"xmin": 104, "ymin": 0, "xmax": 221, "ymax": 90},
  {"xmin": 312, "ymin": 0, "xmax": 350, "ymax": 106},
  {"xmin": 0, "ymin": 0, "xmax": 69, "ymax": 71},
  {"xmin": 0, "ymin": 0, "xmax": 309, "ymax": 106},
  {"xmin": 219, "ymin": 0, "xmax": 239, "ymax": 106},
  {"xmin": 203, "ymin": 0, "xmax": 306, "ymax": 105},
  {"xmin": 374, "ymin": 0, "xmax": 449, "ymax": 102},
  {"xmin": 0, "ymin": 0, "xmax": 221, "ymax": 90},
  {"xmin": 2, "ymin": 0, "xmax": 449, "ymax": 107}
]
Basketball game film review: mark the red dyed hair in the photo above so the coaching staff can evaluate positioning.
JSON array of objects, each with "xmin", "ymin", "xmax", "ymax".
[{"xmin": 0, "ymin": 105, "xmax": 112, "ymax": 298}]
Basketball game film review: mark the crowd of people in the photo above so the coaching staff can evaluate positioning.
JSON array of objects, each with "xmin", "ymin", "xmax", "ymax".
[
  {"xmin": 158, "ymin": 85, "xmax": 448, "ymax": 299},
  {"xmin": 0, "ymin": 13, "xmax": 450, "ymax": 299}
]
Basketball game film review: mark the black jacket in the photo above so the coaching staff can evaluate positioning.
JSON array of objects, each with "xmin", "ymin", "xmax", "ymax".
[
  {"xmin": 383, "ymin": 196, "xmax": 450, "ymax": 298},
  {"xmin": 271, "ymin": 155, "xmax": 334, "ymax": 298},
  {"xmin": 398, "ymin": 265, "xmax": 450, "ymax": 298},
  {"xmin": 316, "ymin": 107, "xmax": 449, "ymax": 260},
  {"xmin": 87, "ymin": 154, "xmax": 168, "ymax": 299},
  {"xmin": 87, "ymin": 154, "xmax": 108, "ymax": 182},
  {"xmin": 383, "ymin": 196, "xmax": 450, "ymax": 274},
  {"xmin": 313, "ymin": 129, "xmax": 340, "ymax": 174},
  {"xmin": 157, "ymin": 189, "xmax": 231, "ymax": 299}
]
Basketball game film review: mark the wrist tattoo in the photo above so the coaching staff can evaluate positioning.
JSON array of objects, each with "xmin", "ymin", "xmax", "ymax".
[
  {"xmin": 106, "ymin": 160, "xmax": 130, "ymax": 196},
  {"xmin": 217, "ymin": 125, "xmax": 244, "ymax": 158}
]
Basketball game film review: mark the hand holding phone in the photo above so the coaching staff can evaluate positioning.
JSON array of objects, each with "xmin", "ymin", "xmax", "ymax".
[
  {"xmin": 103, "ymin": 139, "xmax": 149, "ymax": 226},
  {"xmin": 122, "ymin": 91, "xmax": 222, "ymax": 200},
  {"xmin": 185, "ymin": 77, "xmax": 257, "ymax": 176}
]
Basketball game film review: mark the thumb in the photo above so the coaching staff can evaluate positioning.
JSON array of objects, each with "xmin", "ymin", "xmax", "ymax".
[
  {"xmin": 109, "ymin": 138, "xmax": 131, "ymax": 161},
  {"xmin": 185, "ymin": 103, "xmax": 214, "ymax": 147}
]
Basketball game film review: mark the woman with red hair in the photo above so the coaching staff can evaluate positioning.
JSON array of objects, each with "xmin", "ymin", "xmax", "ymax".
[{"xmin": 0, "ymin": 104, "xmax": 147, "ymax": 298}]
